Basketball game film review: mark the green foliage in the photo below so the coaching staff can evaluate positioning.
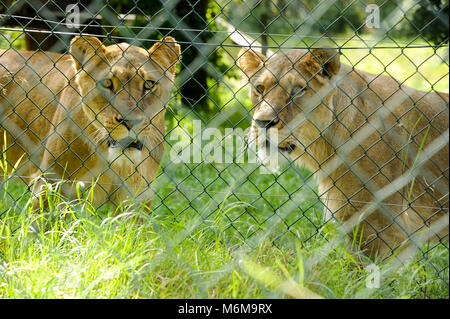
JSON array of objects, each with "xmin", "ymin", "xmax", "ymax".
[
  {"xmin": 218, "ymin": 0, "xmax": 448, "ymax": 44},
  {"xmin": 218, "ymin": 0, "xmax": 367, "ymax": 36},
  {"xmin": 408, "ymin": 0, "xmax": 449, "ymax": 45},
  {"xmin": 0, "ymin": 31, "xmax": 26, "ymax": 50}
]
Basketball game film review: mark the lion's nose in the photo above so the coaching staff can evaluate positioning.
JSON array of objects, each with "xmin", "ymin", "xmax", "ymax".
[
  {"xmin": 115, "ymin": 117, "xmax": 142, "ymax": 131},
  {"xmin": 254, "ymin": 118, "xmax": 279, "ymax": 129}
]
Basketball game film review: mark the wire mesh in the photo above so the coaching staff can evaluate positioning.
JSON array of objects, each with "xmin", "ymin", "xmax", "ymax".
[{"xmin": 0, "ymin": 0, "xmax": 448, "ymax": 298}]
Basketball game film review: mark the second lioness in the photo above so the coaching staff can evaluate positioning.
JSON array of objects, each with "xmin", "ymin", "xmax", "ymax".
[
  {"xmin": 238, "ymin": 47, "xmax": 449, "ymax": 259},
  {"xmin": 0, "ymin": 36, "xmax": 181, "ymax": 208}
]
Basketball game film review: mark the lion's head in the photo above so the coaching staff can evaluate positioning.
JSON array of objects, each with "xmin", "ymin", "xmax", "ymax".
[
  {"xmin": 237, "ymin": 48, "xmax": 340, "ymax": 167},
  {"xmin": 69, "ymin": 36, "xmax": 181, "ymax": 163}
]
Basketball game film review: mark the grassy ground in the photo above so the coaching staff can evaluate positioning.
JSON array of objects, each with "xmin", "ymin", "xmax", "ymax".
[{"xmin": 0, "ymin": 160, "xmax": 448, "ymax": 298}]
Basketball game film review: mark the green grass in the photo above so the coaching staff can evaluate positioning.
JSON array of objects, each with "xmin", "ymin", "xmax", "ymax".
[
  {"xmin": 0, "ymin": 30, "xmax": 26, "ymax": 50},
  {"xmin": 0, "ymin": 159, "xmax": 448, "ymax": 298}
]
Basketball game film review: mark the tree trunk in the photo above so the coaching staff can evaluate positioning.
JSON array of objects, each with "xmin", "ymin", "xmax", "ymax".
[
  {"xmin": 174, "ymin": 0, "xmax": 210, "ymax": 111},
  {"xmin": 260, "ymin": 13, "xmax": 269, "ymax": 56}
]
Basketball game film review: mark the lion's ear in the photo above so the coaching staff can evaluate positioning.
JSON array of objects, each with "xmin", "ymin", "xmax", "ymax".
[
  {"xmin": 70, "ymin": 36, "xmax": 105, "ymax": 71},
  {"xmin": 148, "ymin": 36, "xmax": 181, "ymax": 77},
  {"xmin": 304, "ymin": 48, "xmax": 340, "ymax": 78},
  {"xmin": 237, "ymin": 48, "xmax": 266, "ymax": 77}
]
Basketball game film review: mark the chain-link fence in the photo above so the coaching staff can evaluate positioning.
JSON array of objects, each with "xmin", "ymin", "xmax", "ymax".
[{"xmin": 0, "ymin": 0, "xmax": 448, "ymax": 298}]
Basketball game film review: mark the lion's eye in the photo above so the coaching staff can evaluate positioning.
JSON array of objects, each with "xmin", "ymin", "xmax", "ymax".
[
  {"xmin": 144, "ymin": 80, "xmax": 155, "ymax": 91},
  {"xmin": 290, "ymin": 85, "xmax": 305, "ymax": 98},
  {"xmin": 102, "ymin": 79, "xmax": 113, "ymax": 90},
  {"xmin": 255, "ymin": 84, "xmax": 265, "ymax": 95}
]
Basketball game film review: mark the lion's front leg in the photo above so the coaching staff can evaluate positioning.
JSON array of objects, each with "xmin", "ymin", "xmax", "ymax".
[{"xmin": 324, "ymin": 177, "xmax": 407, "ymax": 260}]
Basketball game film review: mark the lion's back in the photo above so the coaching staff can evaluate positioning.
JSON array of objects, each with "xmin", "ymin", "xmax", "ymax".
[
  {"xmin": 353, "ymin": 67, "xmax": 449, "ymax": 216},
  {"xmin": 0, "ymin": 49, "xmax": 74, "ymax": 175}
]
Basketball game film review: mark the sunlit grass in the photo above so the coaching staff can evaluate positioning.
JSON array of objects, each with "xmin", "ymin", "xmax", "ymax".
[
  {"xmin": 0, "ymin": 160, "xmax": 448, "ymax": 298},
  {"xmin": 340, "ymin": 43, "xmax": 449, "ymax": 93}
]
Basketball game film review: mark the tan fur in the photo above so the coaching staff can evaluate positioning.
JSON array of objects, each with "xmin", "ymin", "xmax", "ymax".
[
  {"xmin": 0, "ymin": 36, "xmax": 181, "ymax": 208},
  {"xmin": 238, "ymin": 47, "xmax": 449, "ymax": 259}
]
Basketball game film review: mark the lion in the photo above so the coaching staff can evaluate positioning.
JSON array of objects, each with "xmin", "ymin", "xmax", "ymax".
[
  {"xmin": 0, "ymin": 35, "xmax": 181, "ymax": 209},
  {"xmin": 237, "ymin": 47, "xmax": 449, "ymax": 260}
]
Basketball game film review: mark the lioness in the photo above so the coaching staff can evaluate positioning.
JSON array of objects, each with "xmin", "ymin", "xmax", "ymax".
[
  {"xmin": 238, "ymin": 47, "xmax": 449, "ymax": 259},
  {"xmin": 0, "ymin": 36, "xmax": 181, "ymax": 208}
]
